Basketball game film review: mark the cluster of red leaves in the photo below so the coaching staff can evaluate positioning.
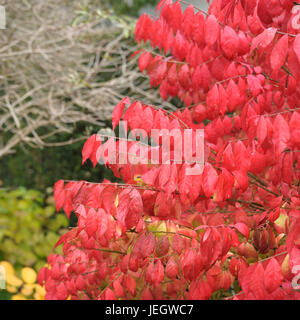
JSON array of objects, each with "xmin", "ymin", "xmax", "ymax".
[{"xmin": 39, "ymin": 0, "xmax": 300, "ymax": 300}]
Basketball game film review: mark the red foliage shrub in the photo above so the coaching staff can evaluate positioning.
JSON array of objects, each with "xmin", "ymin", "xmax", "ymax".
[{"xmin": 39, "ymin": 0, "xmax": 300, "ymax": 300}]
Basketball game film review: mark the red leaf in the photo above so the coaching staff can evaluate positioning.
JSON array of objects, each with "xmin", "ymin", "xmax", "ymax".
[
  {"xmin": 141, "ymin": 287, "xmax": 153, "ymax": 300},
  {"xmin": 178, "ymin": 64, "xmax": 190, "ymax": 90},
  {"xmin": 237, "ymin": 31, "xmax": 250, "ymax": 55},
  {"xmin": 218, "ymin": 84, "xmax": 228, "ymax": 115},
  {"xmin": 193, "ymin": 12, "xmax": 205, "ymax": 46},
  {"xmin": 75, "ymin": 275, "xmax": 86, "ymax": 291},
  {"xmin": 172, "ymin": 234, "xmax": 185, "ymax": 254},
  {"xmin": 270, "ymin": 34, "xmax": 288, "ymax": 72},
  {"xmin": 257, "ymin": 116, "xmax": 267, "ymax": 145},
  {"xmin": 281, "ymin": 152, "xmax": 294, "ymax": 185},
  {"xmin": 247, "ymin": 75, "xmax": 262, "ymax": 97},
  {"xmin": 159, "ymin": 164, "xmax": 171, "ymax": 189},
  {"xmin": 201, "ymin": 163, "xmax": 218, "ymax": 198},
  {"xmin": 37, "ymin": 267, "xmax": 49, "ymax": 286},
  {"xmin": 138, "ymin": 51, "xmax": 152, "ymax": 72},
  {"xmin": 240, "ymin": 263, "xmax": 267, "ymax": 299},
  {"xmin": 142, "ymin": 106, "xmax": 154, "ymax": 135},
  {"xmin": 193, "ymin": 104, "xmax": 207, "ymax": 123},
  {"xmin": 222, "ymin": 144, "xmax": 235, "ymax": 171},
  {"xmin": 168, "ymin": 1, "xmax": 182, "ymax": 33},
  {"xmin": 112, "ymin": 97, "xmax": 131, "ymax": 131},
  {"xmin": 165, "ymin": 257, "xmax": 179, "ymax": 279},
  {"xmin": 113, "ymin": 276, "xmax": 124, "ymax": 297},
  {"xmin": 264, "ymin": 258, "xmax": 283, "ymax": 293},
  {"xmin": 251, "ymin": 27, "xmax": 277, "ymax": 53},
  {"xmin": 226, "ymin": 79, "xmax": 240, "ymax": 112},
  {"xmin": 232, "ymin": 170, "xmax": 248, "ymax": 192},
  {"xmin": 273, "ymin": 114, "xmax": 290, "ymax": 157},
  {"xmin": 128, "ymin": 254, "xmax": 139, "ymax": 272},
  {"xmin": 182, "ymin": 5, "xmax": 195, "ymax": 38},
  {"xmin": 146, "ymin": 261, "xmax": 155, "ymax": 284},
  {"xmin": 206, "ymin": 84, "xmax": 219, "ymax": 111},
  {"xmin": 134, "ymin": 232, "xmax": 156, "ymax": 258},
  {"xmin": 149, "ymin": 61, "xmax": 168, "ymax": 87},
  {"xmin": 205, "ymin": 14, "xmax": 220, "ymax": 47},
  {"xmin": 153, "ymin": 260, "xmax": 164, "ymax": 286},
  {"xmin": 165, "ymin": 162, "xmax": 178, "ymax": 197},
  {"xmin": 125, "ymin": 189, "xmax": 143, "ymax": 230},
  {"xmin": 124, "ymin": 101, "xmax": 143, "ymax": 130},
  {"xmin": 124, "ymin": 275, "xmax": 136, "ymax": 296},
  {"xmin": 221, "ymin": 26, "xmax": 238, "ymax": 59},
  {"xmin": 103, "ymin": 288, "xmax": 117, "ymax": 300},
  {"xmin": 135, "ymin": 14, "xmax": 152, "ymax": 43},
  {"xmin": 294, "ymin": 34, "xmax": 300, "ymax": 64},
  {"xmin": 54, "ymin": 230, "xmax": 74, "ymax": 248},
  {"xmin": 56, "ymin": 282, "xmax": 68, "ymax": 300},
  {"xmin": 191, "ymin": 65, "xmax": 201, "ymax": 90},
  {"xmin": 155, "ymin": 236, "xmax": 170, "ymax": 257},
  {"xmin": 54, "ymin": 180, "xmax": 65, "ymax": 212},
  {"xmin": 141, "ymin": 167, "xmax": 159, "ymax": 186},
  {"xmin": 82, "ymin": 134, "xmax": 96, "ymax": 165},
  {"xmin": 233, "ymin": 222, "xmax": 250, "ymax": 240},
  {"xmin": 97, "ymin": 209, "xmax": 109, "ymax": 237}
]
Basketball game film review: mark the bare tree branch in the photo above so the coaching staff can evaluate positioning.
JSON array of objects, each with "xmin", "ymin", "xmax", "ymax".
[{"xmin": 0, "ymin": 0, "xmax": 175, "ymax": 158}]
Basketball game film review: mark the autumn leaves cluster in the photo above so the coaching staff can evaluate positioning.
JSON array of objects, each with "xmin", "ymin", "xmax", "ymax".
[{"xmin": 39, "ymin": 0, "xmax": 300, "ymax": 300}]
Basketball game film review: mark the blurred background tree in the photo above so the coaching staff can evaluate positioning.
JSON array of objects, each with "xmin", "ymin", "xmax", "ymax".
[
  {"xmin": 0, "ymin": 0, "xmax": 174, "ymax": 190},
  {"xmin": 104, "ymin": 0, "xmax": 157, "ymax": 16}
]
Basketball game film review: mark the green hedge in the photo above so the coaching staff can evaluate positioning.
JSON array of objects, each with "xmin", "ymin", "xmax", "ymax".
[{"xmin": 0, "ymin": 187, "xmax": 68, "ymax": 271}]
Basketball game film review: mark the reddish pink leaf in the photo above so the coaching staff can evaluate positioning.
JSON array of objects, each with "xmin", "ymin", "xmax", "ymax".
[
  {"xmin": 233, "ymin": 222, "xmax": 250, "ymax": 240},
  {"xmin": 202, "ymin": 163, "xmax": 218, "ymax": 198},
  {"xmin": 112, "ymin": 97, "xmax": 131, "ymax": 131},
  {"xmin": 294, "ymin": 34, "xmax": 300, "ymax": 63},
  {"xmin": 205, "ymin": 14, "xmax": 220, "ymax": 46},
  {"xmin": 270, "ymin": 34, "xmax": 288, "ymax": 72},
  {"xmin": 251, "ymin": 27, "xmax": 277, "ymax": 53},
  {"xmin": 264, "ymin": 258, "xmax": 283, "ymax": 293},
  {"xmin": 165, "ymin": 257, "xmax": 179, "ymax": 279}
]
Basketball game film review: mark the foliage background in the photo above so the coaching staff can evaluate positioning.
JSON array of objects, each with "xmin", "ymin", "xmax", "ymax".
[{"xmin": 0, "ymin": 188, "xmax": 68, "ymax": 299}]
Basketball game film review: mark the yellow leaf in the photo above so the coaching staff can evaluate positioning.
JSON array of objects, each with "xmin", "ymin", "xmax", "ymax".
[
  {"xmin": 6, "ymin": 284, "xmax": 17, "ymax": 293},
  {"xmin": 0, "ymin": 261, "xmax": 14, "ymax": 275},
  {"xmin": 34, "ymin": 284, "xmax": 46, "ymax": 296},
  {"xmin": 274, "ymin": 213, "xmax": 289, "ymax": 228},
  {"xmin": 21, "ymin": 283, "xmax": 34, "ymax": 296},
  {"xmin": 21, "ymin": 267, "xmax": 37, "ymax": 284},
  {"xmin": 33, "ymin": 292, "xmax": 43, "ymax": 300},
  {"xmin": 12, "ymin": 294, "xmax": 26, "ymax": 300},
  {"xmin": 6, "ymin": 274, "xmax": 23, "ymax": 287},
  {"xmin": 281, "ymin": 254, "xmax": 290, "ymax": 277},
  {"xmin": 114, "ymin": 194, "xmax": 119, "ymax": 208}
]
